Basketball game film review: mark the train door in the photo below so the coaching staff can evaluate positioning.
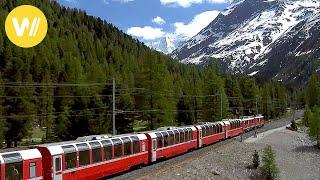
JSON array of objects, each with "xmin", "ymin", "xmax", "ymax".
[
  {"xmin": 152, "ymin": 139, "xmax": 157, "ymax": 162},
  {"xmin": 198, "ymin": 128, "xmax": 202, "ymax": 148},
  {"xmin": 53, "ymin": 155, "xmax": 62, "ymax": 180},
  {"xmin": 224, "ymin": 122, "xmax": 229, "ymax": 138}
]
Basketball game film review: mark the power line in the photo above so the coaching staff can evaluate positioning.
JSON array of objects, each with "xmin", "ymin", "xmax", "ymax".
[{"xmin": 0, "ymin": 82, "xmax": 113, "ymax": 88}]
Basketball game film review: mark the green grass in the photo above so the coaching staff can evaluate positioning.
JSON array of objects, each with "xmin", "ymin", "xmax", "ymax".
[
  {"xmin": 133, "ymin": 120, "xmax": 149, "ymax": 132},
  {"xmin": 21, "ymin": 127, "xmax": 46, "ymax": 146},
  {"xmin": 32, "ymin": 127, "xmax": 45, "ymax": 139}
]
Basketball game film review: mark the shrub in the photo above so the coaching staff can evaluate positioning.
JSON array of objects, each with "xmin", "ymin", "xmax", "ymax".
[
  {"xmin": 290, "ymin": 120, "xmax": 298, "ymax": 131},
  {"xmin": 261, "ymin": 145, "xmax": 279, "ymax": 180},
  {"xmin": 253, "ymin": 150, "xmax": 260, "ymax": 169}
]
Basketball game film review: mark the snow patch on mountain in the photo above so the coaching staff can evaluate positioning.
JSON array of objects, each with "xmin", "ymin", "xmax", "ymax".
[
  {"xmin": 147, "ymin": 35, "xmax": 187, "ymax": 54},
  {"xmin": 172, "ymin": 0, "xmax": 320, "ymax": 75}
]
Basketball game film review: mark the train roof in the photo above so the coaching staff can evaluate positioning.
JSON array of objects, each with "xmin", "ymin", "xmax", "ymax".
[
  {"xmin": 0, "ymin": 149, "xmax": 41, "ymax": 164},
  {"xmin": 144, "ymin": 125, "xmax": 196, "ymax": 139},
  {"xmin": 36, "ymin": 133, "xmax": 147, "ymax": 155},
  {"xmin": 195, "ymin": 121, "xmax": 225, "ymax": 126}
]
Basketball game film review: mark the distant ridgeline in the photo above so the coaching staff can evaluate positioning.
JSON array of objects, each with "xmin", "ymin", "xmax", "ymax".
[{"xmin": 0, "ymin": 0, "xmax": 299, "ymax": 148}]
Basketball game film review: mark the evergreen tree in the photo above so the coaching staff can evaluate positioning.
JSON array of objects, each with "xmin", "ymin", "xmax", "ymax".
[
  {"xmin": 0, "ymin": 74, "xmax": 7, "ymax": 148},
  {"xmin": 55, "ymin": 107, "xmax": 72, "ymax": 141},
  {"xmin": 176, "ymin": 97, "xmax": 192, "ymax": 125},
  {"xmin": 135, "ymin": 53, "xmax": 175, "ymax": 129},
  {"xmin": 202, "ymin": 61, "xmax": 229, "ymax": 121},
  {"xmin": 307, "ymin": 107, "xmax": 320, "ymax": 147},
  {"xmin": 305, "ymin": 74, "xmax": 319, "ymax": 108},
  {"xmin": 225, "ymin": 75, "xmax": 243, "ymax": 117},
  {"xmin": 261, "ymin": 145, "xmax": 279, "ymax": 180},
  {"xmin": 253, "ymin": 150, "xmax": 260, "ymax": 169}
]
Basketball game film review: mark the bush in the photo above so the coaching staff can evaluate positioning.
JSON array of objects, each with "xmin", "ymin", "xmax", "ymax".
[
  {"xmin": 253, "ymin": 150, "xmax": 260, "ymax": 169},
  {"xmin": 290, "ymin": 120, "xmax": 298, "ymax": 131},
  {"xmin": 261, "ymin": 145, "xmax": 279, "ymax": 180}
]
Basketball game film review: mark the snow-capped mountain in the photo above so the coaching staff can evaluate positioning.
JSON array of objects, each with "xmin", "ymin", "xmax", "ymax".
[
  {"xmin": 146, "ymin": 35, "xmax": 187, "ymax": 54},
  {"xmin": 172, "ymin": 0, "xmax": 320, "ymax": 84}
]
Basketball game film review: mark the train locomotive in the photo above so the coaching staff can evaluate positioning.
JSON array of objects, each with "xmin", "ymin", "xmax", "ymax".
[{"xmin": 0, "ymin": 115, "xmax": 264, "ymax": 180}]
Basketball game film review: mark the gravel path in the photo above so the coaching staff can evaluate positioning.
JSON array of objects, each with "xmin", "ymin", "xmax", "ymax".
[{"xmin": 109, "ymin": 111, "xmax": 313, "ymax": 180}]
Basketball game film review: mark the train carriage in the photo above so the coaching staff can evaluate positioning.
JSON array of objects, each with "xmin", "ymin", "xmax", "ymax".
[
  {"xmin": 0, "ymin": 115, "xmax": 265, "ymax": 180},
  {"xmin": 0, "ymin": 149, "xmax": 42, "ymax": 180},
  {"xmin": 223, "ymin": 119, "xmax": 243, "ymax": 138},
  {"xmin": 195, "ymin": 122, "xmax": 225, "ymax": 148},
  {"xmin": 36, "ymin": 134, "xmax": 148, "ymax": 180},
  {"xmin": 145, "ymin": 126, "xmax": 197, "ymax": 163},
  {"xmin": 255, "ymin": 115, "xmax": 265, "ymax": 127},
  {"xmin": 242, "ymin": 116, "xmax": 255, "ymax": 131}
]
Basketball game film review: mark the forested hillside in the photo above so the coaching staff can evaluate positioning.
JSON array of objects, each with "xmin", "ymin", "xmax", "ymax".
[
  {"xmin": 0, "ymin": 0, "xmax": 295, "ymax": 148},
  {"xmin": 304, "ymin": 74, "xmax": 320, "ymax": 147}
]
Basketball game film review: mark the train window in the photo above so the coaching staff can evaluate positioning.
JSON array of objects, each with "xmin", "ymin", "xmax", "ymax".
[
  {"xmin": 131, "ymin": 136, "xmax": 140, "ymax": 154},
  {"xmin": 187, "ymin": 128, "xmax": 192, "ymax": 140},
  {"xmin": 104, "ymin": 145, "xmax": 112, "ymax": 160},
  {"xmin": 155, "ymin": 133, "xmax": 163, "ymax": 149},
  {"xmin": 101, "ymin": 140, "xmax": 112, "ymax": 160},
  {"xmin": 29, "ymin": 162, "xmax": 36, "ymax": 178},
  {"xmin": 161, "ymin": 131, "xmax": 169, "ymax": 147},
  {"xmin": 5, "ymin": 162, "xmax": 23, "ymax": 180},
  {"xmin": 201, "ymin": 126, "xmax": 206, "ymax": 137},
  {"xmin": 122, "ymin": 137, "xmax": 132, "ymax": 156},
  {"xmin": 65, "ymin": 152, "xmax": 77, "ymax": 169},
  {"xmin": 173, "ymin": 130, "xmax": 179, "ymax": 144},
  {"xmin": 168, "ymin": 131, "xmax": 174, "ymax": 145},
  {"xmin": 89, "ymin": 142, "xmax": 102, "ymax": 163},
  {"xmin": 62, "ymin": 145, "xmax": 77, "ymax": 169},
  {"xmin": 184, "ymin": 129, "xmax": 189, "ymax": 141},
  {"xmin": 178, "ymin": 129, "xmax": 184, "ymax": 143},
  {"xmin": 55, "ymin": 157, "xmax": 61, "ymax": 171},
  {"xmin": 76, "ymin": 143, "xmax": 90, "ymax": 167},
  {"xmin": 112, "ymin": 139, "xmax": 123, "ymax": 158},
  {"xmin": 205, "ymin": 125, "xmax": 209, "ymax": 136},
  {"xmin": 133, "ymin": 141, "xmax": 140, "ymax": 154},
  {"xmin": 3, "ymin": 153, "xmax": 23, "ymax": 180}
]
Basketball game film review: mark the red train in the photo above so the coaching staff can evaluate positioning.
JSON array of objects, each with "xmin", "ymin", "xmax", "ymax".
[{"xmin": 0, "ymin": 115, "xmax": 264, "ymax": 180}]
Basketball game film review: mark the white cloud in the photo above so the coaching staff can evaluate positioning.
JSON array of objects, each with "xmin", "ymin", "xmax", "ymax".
[
  {"xmin": 152, "ymin": 16, "xmax": 166, "ymax": 25},
  {"xmin": 102, "ymin": 0, "xmax": 109, "ymax": 4},
  {"xmin": 174, "ymin": 10, "xmax": 220, "ymax": 38},
  {"xmin": 127, "ymin": 10, "xmax": 220, "ymax": 46},
  {"xmin": 160, "ymin": 0, "xmax": 227, "ymax": 8},
  {"xmin": 127, "ymin": 26, "xmax": 165, "ymax": 40},
  {"xmin": 114, "ymin": 0, "xmax": 134, "ymax": 3},
  {"xmin": 103, "ymin": 0, "xmax": 134, "ymax": 4},
  {"xmin": 64, "ymin": 0, "xmax": 78, "ymax": 3}
]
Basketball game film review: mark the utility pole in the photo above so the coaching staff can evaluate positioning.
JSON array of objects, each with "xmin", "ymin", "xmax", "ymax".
[
  {"xmin": 220, "ymin": 93, "xmax": 223, "ymax": 120},
  {"xmin": 112, "ymin": 78, "xmax": 116, "ymax": 135},
  {"xmin": 255, "ymin": 97, "xmax": 258, "ymax": 115}
]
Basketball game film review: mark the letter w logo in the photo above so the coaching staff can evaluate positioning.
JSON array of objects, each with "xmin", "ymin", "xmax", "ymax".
[{"xmin": 12, "ymin": 17, "xmax": 41, "ymax": 37}]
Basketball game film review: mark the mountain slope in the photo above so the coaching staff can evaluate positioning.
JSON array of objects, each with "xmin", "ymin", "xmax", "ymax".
[
  {"xmin": 146, "ymin": 35, "xmax": 186, "ymax": 54},
  {"xmin": 172, "ymin": 0, "xmax": 320, "ymax": 85}
]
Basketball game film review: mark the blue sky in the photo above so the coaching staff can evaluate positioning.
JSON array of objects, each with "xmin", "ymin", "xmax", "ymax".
[{"xmin": 58, "ymin": 0, "xmax": 230, "ymax": 42}]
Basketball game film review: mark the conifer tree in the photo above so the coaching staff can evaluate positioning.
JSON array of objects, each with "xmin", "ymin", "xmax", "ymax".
[{"xmin": 261, "ymin": 145, "xmax": 279, "ymax": 180}]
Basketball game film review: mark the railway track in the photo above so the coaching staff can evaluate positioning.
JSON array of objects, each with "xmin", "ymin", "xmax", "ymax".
[{"xmin": 108, "ymin": 111, "xmax": 304, "ymax": 180}]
